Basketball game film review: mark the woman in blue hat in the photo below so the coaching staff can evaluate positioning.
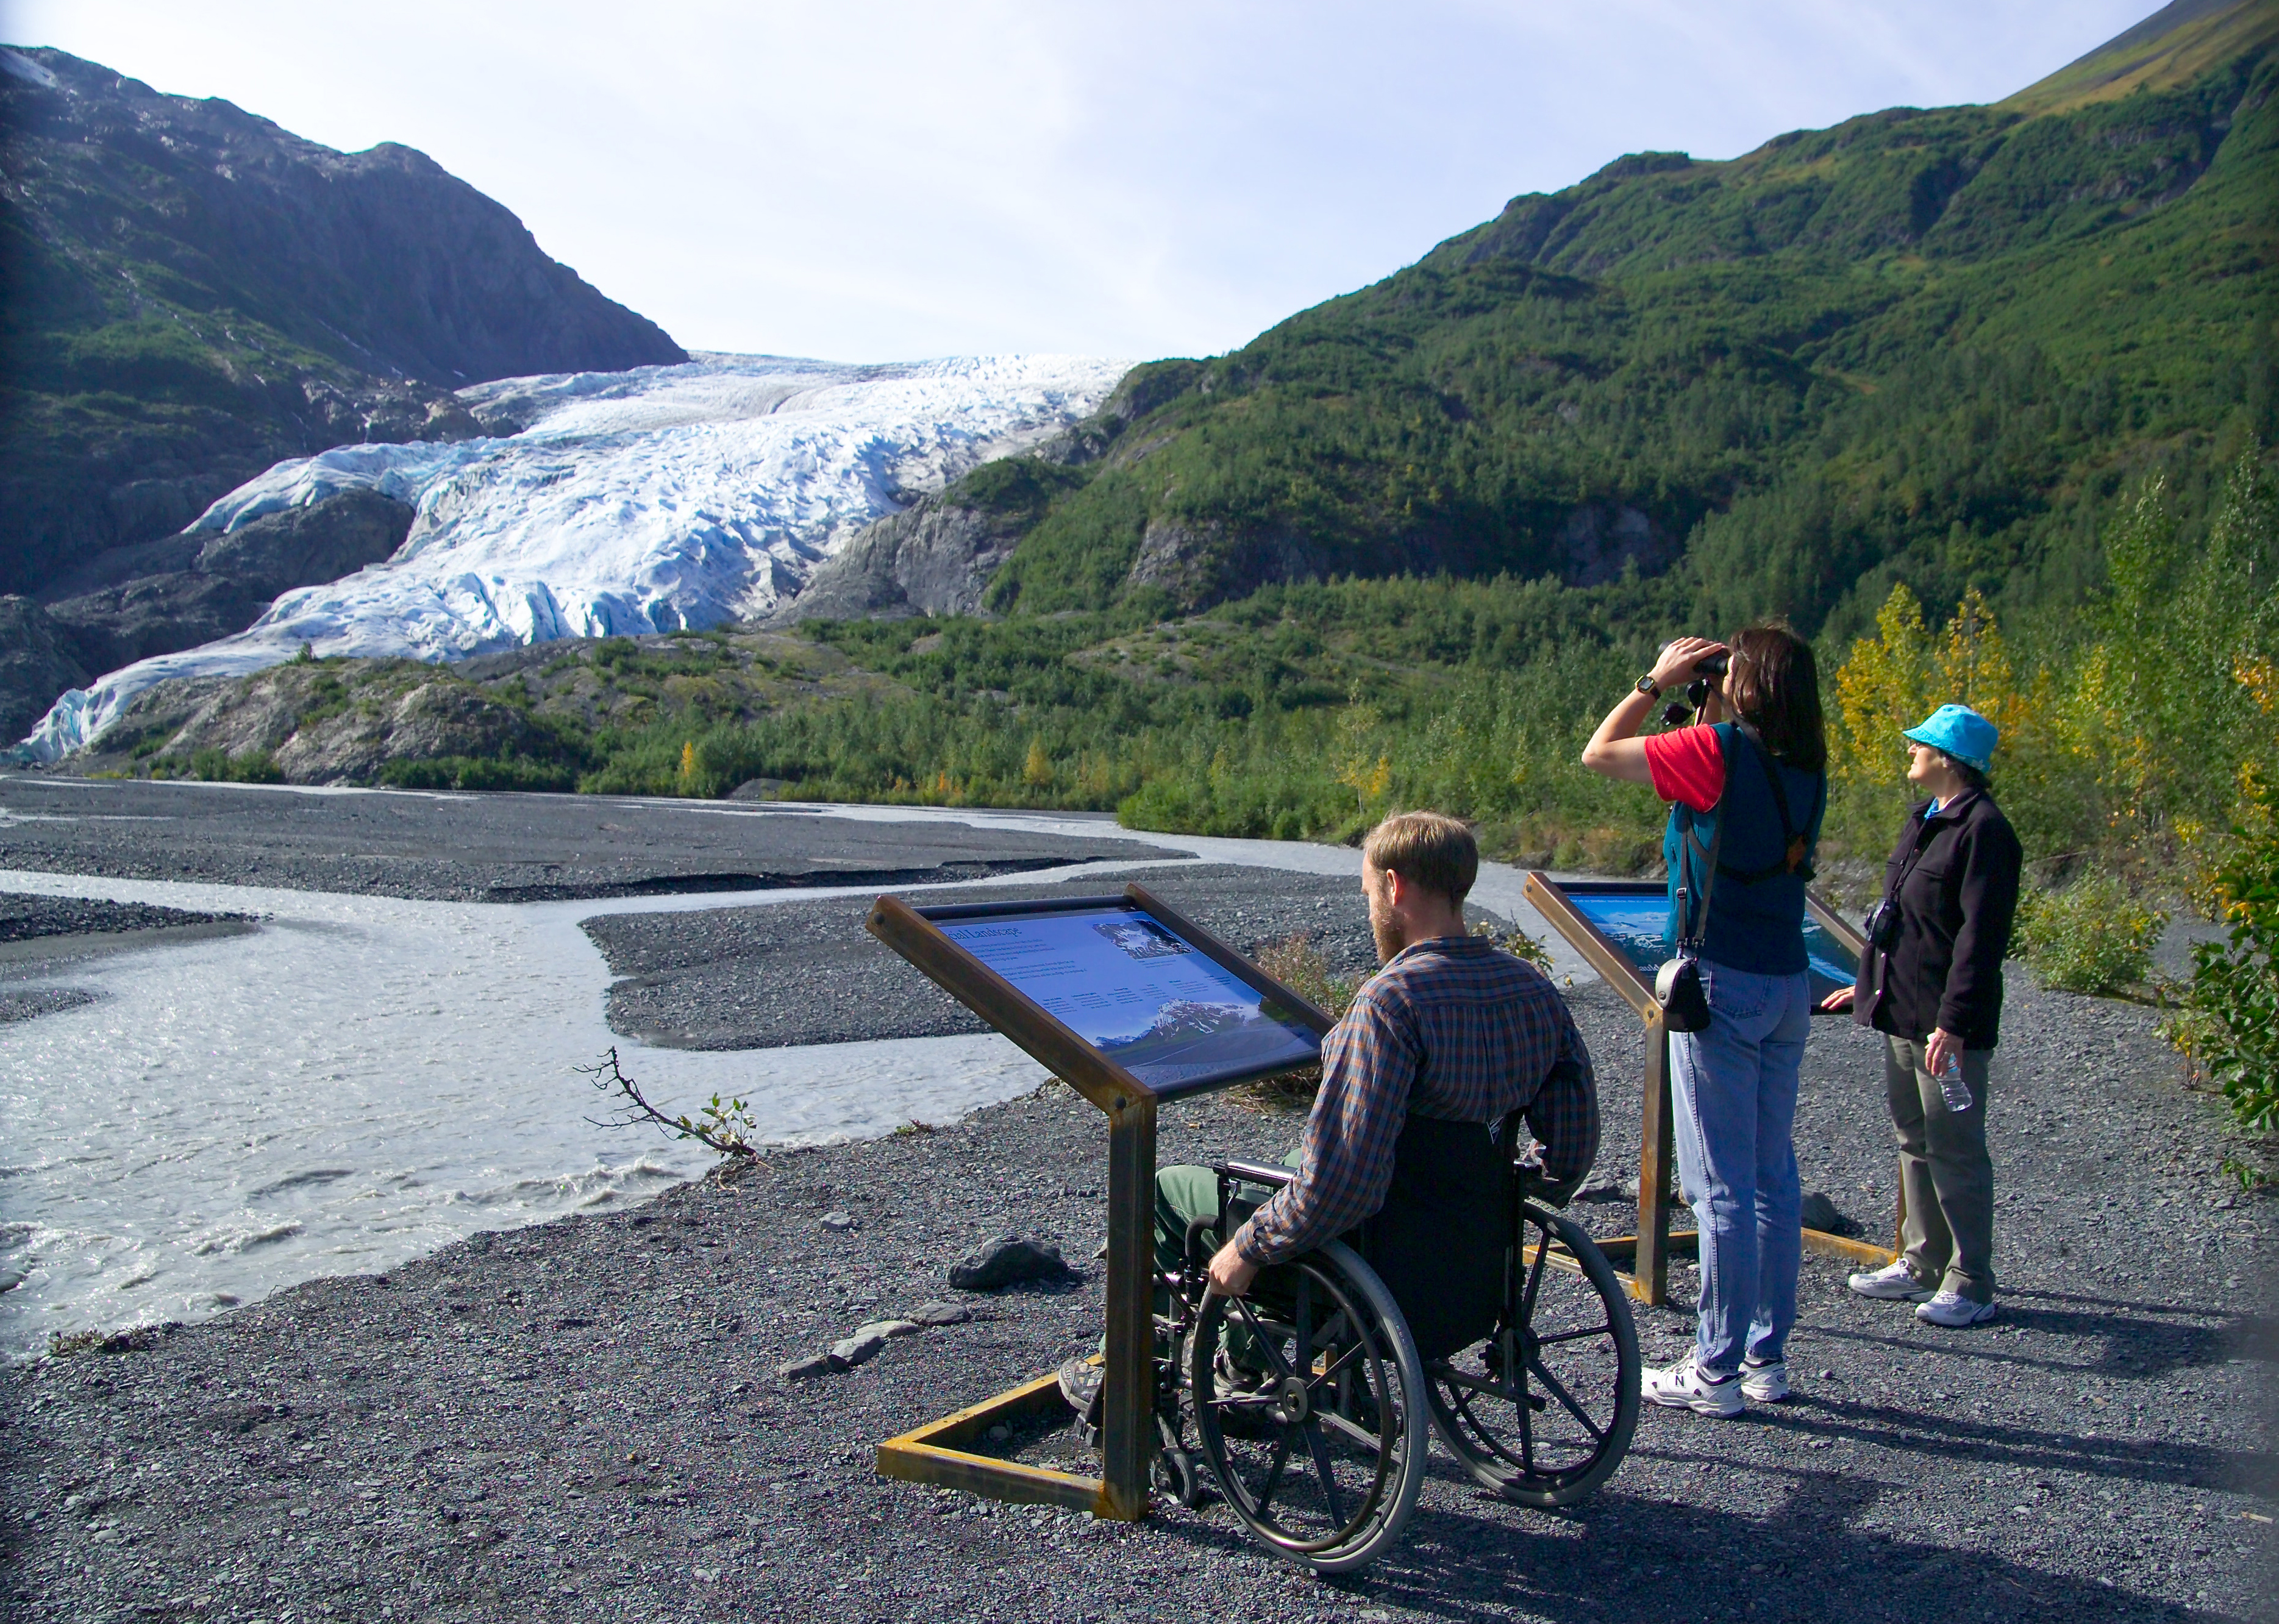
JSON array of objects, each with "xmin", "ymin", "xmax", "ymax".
[{"xmin": 1821, "ymin": 703, "xmax": 2022, "ymax": 1327}]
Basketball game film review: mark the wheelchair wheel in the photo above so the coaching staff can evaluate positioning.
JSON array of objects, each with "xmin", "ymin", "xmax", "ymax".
[
  {"xmin": 1189, "ymin": 1240, "xmax": 1427, "ymax": 1573},
  {"xmin": 1426, "ymin": 1203, "xmax": 1639, "ymax": 1506}
]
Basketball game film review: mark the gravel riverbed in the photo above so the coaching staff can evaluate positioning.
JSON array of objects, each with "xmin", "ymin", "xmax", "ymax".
[{"xmin": 6, "ymin": 955, "xmax": 2271, "ymax": 1623}]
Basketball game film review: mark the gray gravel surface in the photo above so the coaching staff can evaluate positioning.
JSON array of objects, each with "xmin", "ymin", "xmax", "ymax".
[
  {"xmin": 580, "ymin": 864, "xmax": 1408, "ymax": 1050},
  {"xmin": 7, "ymin": 969, "xmax": 2270, "ymax": 1623},
  {"xmin": 0, "ymin": 775, "xmax": 1176, "ymax": 902},
  {"xmin": 0, "ymin": 890, "xmax": 251, "ymax": 944}
]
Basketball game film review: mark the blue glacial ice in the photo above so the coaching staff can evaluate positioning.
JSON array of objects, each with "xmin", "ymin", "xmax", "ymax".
[{"xmin": 21, "ymin": 352, "xmax": 1129, "ymax": 759}]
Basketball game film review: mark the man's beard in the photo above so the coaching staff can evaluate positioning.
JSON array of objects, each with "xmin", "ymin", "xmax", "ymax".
[{"xmin": 1369, "ymin": 905, "xmax": 1404, "ymax": 964}]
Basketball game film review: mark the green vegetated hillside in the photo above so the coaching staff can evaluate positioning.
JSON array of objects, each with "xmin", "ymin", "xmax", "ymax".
[{"xmin": 97, "ymin": 2, "xmax": 2279, "ymax": 901}]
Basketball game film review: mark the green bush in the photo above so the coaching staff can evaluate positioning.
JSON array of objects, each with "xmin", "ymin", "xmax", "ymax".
[
  {"xmin": 2163, "ymin": 824, "xmax": 2279, "ymax": 1131},
  {"xmin": 379, "ymin": 755, "xmax": 581, "ymax": 793},
  {"xmin": 187, "ymin": 746, "xmax": 283, "ymax": 785},
  {"xmin": 2012, "ymin": 874, "xmax": 2166, "ymax": 995}
]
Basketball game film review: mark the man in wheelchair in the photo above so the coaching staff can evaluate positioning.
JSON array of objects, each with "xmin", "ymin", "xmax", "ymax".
[{"xmin": 1061, "ymin": 811, "xmax": 1599, "ymax": 1428}]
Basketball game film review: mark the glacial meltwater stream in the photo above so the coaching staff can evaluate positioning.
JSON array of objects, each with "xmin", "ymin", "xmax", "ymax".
[{"xmin": 0, "ymin": 803, "xmax": 1589, "ymax": 1359}]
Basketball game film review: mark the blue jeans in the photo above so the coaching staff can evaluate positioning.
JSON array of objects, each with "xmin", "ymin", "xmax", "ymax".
[{"xmin": 1667, "ymin": 960, "xmax": 1810, "ymax": 1374}]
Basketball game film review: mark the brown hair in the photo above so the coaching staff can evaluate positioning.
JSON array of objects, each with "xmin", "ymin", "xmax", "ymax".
[
  {"xmin": 1724, "ymin": 622, "xmax": 1827, "ymax": 772},
  {"xmin": 1363, "ymin": 811, "xmax": 1478, "ymax": 906}
]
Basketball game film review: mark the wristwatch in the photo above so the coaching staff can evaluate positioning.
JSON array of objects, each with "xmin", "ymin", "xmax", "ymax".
[{"xmin": 1634, "ymin": 673, "xmax": 1661, "ymax": 699}]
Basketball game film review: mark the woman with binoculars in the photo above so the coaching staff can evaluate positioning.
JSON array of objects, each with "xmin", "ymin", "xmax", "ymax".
[
  {"xmin": 1582, "ymin": 625, "xmax": 1827, "ymax": 1417},
  {"xmin": 1822, "ymin": 704, "xmax": 2022, "ymax": 1328}
]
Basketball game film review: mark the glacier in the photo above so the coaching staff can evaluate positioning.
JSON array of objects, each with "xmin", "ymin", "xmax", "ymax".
[{"xmin": 20, "ymin": 352, "xmax": 1129, "ymax": 760}]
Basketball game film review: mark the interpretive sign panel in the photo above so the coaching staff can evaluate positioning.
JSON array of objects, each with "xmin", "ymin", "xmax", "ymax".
[
  {"xmin": 1553, "ymin": 880, "xmax": 1859, "ymax": 1005},
  {"xmin": 867, "ymin": 883, "xmax": 1332, "ymax": 1522},
  {"xmin": 916, "ymin": 898, "xmax": 1323, "ymax": 1094}
]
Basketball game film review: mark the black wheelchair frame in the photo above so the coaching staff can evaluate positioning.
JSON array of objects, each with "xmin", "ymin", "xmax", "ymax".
[{"xmin": 1146, "ymin": 1156, "xmax": 1642, "ymax": 1573}]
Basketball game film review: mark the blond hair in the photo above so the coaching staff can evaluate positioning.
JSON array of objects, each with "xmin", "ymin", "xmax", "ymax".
[{"xmin": 1363, "ymin": 811, "xmax": 1477, "ymax": 906}]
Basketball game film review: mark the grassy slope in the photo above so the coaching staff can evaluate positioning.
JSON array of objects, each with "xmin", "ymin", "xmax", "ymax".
[{"xmin": 983, "ymin": 22, "xmax": 2277, "ymax": 643}]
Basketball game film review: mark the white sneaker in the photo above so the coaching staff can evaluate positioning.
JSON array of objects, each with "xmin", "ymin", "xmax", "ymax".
[
  {"xmin": 1644, "ymin": 1356, "xmax": 1744, "ymax": 1417},
  {"xmin": 1739, "ymin": 1359, "xmax": 1789, "ymax": 1402},
  {"xmin": 1847, "ymin": 1261, "xmax": 1934, "ymax": 1302},
  {"xmin": 1916, "ymin": 1291, "xmax": 1997, "ymax": 1327}
]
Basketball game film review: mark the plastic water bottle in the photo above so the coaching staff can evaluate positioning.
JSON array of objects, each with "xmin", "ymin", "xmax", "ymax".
[{"xmin": 1938, "ymin": 1052, "xmax": 1973, "ymax": 1114}]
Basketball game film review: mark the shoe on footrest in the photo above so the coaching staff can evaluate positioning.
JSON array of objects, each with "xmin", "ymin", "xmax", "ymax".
[
  {"xmin": 1644, "ymin": 1355, "xmax": 1744, "ymax": 1417},
  {"xmin": 1916, "ymin": 1291, "xmax": 1997, "ymax": 1328},
  {"xmin": 1739, "ymin": 1359, "xmax": 1789, "ymax": 1402},
  {"xmin": 1057, "ymin": 1357, "xmax": 1104, "ymax": 1446},
  {"xmin": 1847, "ymin": 1261, "xmax": 1934, "ymax": 1302}
]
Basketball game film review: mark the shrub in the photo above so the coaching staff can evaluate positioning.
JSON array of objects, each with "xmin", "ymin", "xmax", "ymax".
[
  {"xmin": 2163, "ymin": 822, "xmax": 2279, "ymax": 1131},
  {"xmin": 1240, "ymin": 934, "xmax": 1363, "ymax": 1110},
  {"xmin": 2012, "ymin": 874, "xmax": 2166, "ymax": 995}
]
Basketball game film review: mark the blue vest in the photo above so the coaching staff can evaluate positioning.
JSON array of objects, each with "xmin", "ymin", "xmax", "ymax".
[{"xmin": 1661, "ymin": 722, "xmax": 1827, "ymax": 977}]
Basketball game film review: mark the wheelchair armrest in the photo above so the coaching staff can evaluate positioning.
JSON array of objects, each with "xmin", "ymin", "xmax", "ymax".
[{"xmin": 1217, "ymin": 1159, "xmax": 1296, "ymax": 1190}]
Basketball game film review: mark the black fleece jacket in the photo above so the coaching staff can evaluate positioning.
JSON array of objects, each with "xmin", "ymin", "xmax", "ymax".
[{"xmin": 1851, "ymin": 788, "xmax": 2024, "ymax": 1050}]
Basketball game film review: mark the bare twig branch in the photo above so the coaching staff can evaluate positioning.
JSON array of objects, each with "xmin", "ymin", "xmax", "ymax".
[{"xmin": 577, "ymin": 1046, "xmax": 764, "ymax": 1160}]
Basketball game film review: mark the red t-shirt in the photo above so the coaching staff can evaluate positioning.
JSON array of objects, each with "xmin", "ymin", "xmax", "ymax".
[{"xmin": 1642, "ymin": 725, "xmax": 1725, "ymax": 813}]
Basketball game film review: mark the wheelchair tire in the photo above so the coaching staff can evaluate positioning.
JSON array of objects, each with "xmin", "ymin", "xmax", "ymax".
[
  {"xmin": 1189, "ymin": 1240, "xmax": 1427, "ymax": 1573},
  {"xmin": 1425, "ymin": 1203, "xmax": 1639, "ymax": 1506}
]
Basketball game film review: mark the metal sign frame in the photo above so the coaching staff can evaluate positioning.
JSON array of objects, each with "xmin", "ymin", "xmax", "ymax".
[
  {"xmin": 1521, "ymin": 872, "xmax": 1899, "ymax": 1305},
  {"xmin": 864, "ymin": 881, "xmax": 1333, "ymax": 1521}
]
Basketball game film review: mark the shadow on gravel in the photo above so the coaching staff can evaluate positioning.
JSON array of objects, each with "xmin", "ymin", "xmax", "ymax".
[
  {"xmin": 1303, "ymin": 1483, "xmax": 2239, "ymax": 1624},
  {"xmin": 1803, "ymin": 1297, "xmax": 2247, "ymax": 1382},
  {"xmin": 1633, "ymin": 1397, "xmax": 2275, "ymax": 1497}
]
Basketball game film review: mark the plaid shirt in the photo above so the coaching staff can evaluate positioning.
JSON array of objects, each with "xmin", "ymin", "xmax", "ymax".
[{"xmin": 1234, "ymin": 934, "xmax": 1599, "ymax": 1265}]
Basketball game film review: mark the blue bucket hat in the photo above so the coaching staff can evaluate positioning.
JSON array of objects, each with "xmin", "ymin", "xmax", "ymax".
[{"xmin": 1903, "ymin": 703, "xmax": 1998, "ymax": 771}]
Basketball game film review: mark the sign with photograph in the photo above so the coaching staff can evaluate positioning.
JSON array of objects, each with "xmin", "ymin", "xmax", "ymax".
[{"xmin": 931, "ymin": 903, "xmax": 1322, "ymax": 1091}]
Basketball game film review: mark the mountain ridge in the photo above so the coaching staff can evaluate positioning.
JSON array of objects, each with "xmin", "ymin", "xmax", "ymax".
[{"xmin": 0, "ymin": 45, "xmax": 686, "ymax": 598}]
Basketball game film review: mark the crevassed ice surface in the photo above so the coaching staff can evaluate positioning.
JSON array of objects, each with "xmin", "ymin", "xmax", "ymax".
[{"xmin": 21, "ymin": 353, "xmax": 1129, "ymax": 758}]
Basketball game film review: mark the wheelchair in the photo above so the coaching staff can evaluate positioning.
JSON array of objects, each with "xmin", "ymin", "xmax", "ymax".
[{"xmin": 1144, "ymin": 1151, "xmax": 1641, "ymax": 1573}]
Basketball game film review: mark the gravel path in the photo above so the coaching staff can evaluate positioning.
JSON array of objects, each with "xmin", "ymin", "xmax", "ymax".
[
  {"xmin": 0, "ymin": 775, "xmax": 1176, "ymax": 902},
  {"xmin": 580, "ymin": 864, "xmax": 1402, "ymax": 1050},
  {"xmin": 7, "ymin": 966, "xmax": 2270, "ymax": 1624}
]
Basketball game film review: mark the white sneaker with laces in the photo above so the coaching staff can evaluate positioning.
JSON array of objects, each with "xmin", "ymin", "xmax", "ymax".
[
  {"xmin": 1847, "ymin": 1261, "xmax": 1934, "ymax": 1302},
  {"xmin": 1916, "ymin": 1291, "xmax": 1997, "ymax": 1327},
  {"xmin": 1739, "ymin": 1359, "xmax": 1789, "ymax": 1402},
  {"xmin": 1644, "ymin": 1355, "xmax": 1744, "ymax": 1417}
]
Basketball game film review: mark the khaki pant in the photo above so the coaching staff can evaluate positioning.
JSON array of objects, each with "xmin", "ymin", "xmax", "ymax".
[{"xmin": 1885, "ymin": 1035, "xmax": 1995, "ymax": 1303}]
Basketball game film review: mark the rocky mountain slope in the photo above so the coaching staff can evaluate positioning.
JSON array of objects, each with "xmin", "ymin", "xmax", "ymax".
[{"xmin": 0, "ymin": 45, "xmax": 685, "ymax": 598}]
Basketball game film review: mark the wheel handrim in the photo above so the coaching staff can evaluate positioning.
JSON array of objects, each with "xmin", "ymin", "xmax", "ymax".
[{"xmin": 1192, "ymin": 1258, "xmax": 1408, "ymax": 1555}]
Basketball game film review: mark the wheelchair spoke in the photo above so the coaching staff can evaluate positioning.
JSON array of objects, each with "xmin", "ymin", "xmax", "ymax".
[
  {"xmin": 1304, "ymin": 1339, "xmax": 1366, "ymax": 1394},
  {"xmin": 1527, "ymin": 1358, "xmax": 1607, "ymax": 1441},
  {"xmin": 1256, "ymin": 1433, "xmax": 1292, "ymax": 1512},
  {"xmin": 1301, "ymin": 1420, "xmax": 1347, "ymax": 1530},
  {"xmin": 1316, "ymin": 1408, "xmax": 1381, "ymax": 1453},
  {"xmin": 1519, "ymin": 1217, "xmax": 1552, "ymax": 1325},
  {"xmin": 1533, "ymin": 1321, "xmax": 1614, "ymax": 1347},
  {"xmin": 1231, "ymin": 1298, "xmax": 1298, "ymax": 1382}
]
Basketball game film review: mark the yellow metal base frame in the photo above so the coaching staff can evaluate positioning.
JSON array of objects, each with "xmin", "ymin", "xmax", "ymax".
[
  {"xmin": 874, "ymin": 1370, "xmax": 1146, "ymax": 1519},
  {"xmin": 1580, "ymin": 1227, "xmax": 1897, "ymax": 1303}
]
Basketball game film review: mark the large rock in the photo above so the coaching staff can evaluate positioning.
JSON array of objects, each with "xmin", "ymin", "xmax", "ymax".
[
  {"xmin": 0, "ymin": 597, "xmax": 90, "ymax": 745},
  {"xmin": 41, "ymin": 490, "xmax": 417, "ymax": 673}
]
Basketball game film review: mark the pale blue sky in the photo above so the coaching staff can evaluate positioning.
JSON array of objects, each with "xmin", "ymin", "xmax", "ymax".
[{"xmin": 7, "ymin": 1, "xmax": 2157, "ymax": 363}]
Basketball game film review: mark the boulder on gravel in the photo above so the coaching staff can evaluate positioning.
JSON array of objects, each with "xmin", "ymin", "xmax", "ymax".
[
  {"xmin": 829, "ymin": 1332, "xmax": 888, "ymax": 1370},
  {"xmin": 907, "ymin": 1301, "xmax": 974, "ymax": 1327},
  {"xmin": 948, "ymin": 1236, "xmax": 1069, "ymax": 1291},
  {"xmin": 852, "ymin": 1320, "xmax": 924, "ymax": 1341},
  {"xmin": 776, "ymin": 1353, "xmax": 833, "ymax": 1381},
  {"xmin": 1800, "ymin": 1191, "xmax": 1855, "ymax": 1236}
]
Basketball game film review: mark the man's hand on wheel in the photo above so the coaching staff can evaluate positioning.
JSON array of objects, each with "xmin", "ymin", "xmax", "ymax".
[{"xmin": 1207, "ymin": 1239, "xmax": 1258, "ymax": 1298}]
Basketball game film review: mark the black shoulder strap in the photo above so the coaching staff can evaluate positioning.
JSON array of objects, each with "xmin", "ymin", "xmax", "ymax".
[{"xmin": 1719, "ymin": 723, "xmax": 1824, "ymax": 885}]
